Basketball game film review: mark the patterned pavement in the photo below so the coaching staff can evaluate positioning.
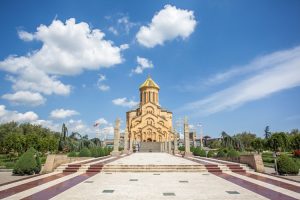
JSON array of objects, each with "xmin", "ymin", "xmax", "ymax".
[{"xmin": 0, "ymin": 153, "xmax": 299, "ymax": 200}]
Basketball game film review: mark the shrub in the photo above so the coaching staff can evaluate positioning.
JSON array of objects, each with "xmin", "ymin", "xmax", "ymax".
[
  {"xmin": 207, "ymin": 150, "xmax": 215, "ymax": 158},
  {"xmin": 78, "ymin": 147, "xmax": 91, "ymax": 157},
  {"xmin": 178, "ymin": 146, "xmax": 185, "ymax": 151},
  {"xmin": 34, "ymin": 153, "xmax": 41, "ymax": 174},
  {"xmin": 98, "ymin": 147, "xmax": 104, "ymax": 157},
  {"xmin": 190, "ymin": 146, "xmax": 196, "ymax": 153},
  {"xmin": 90, "ymin": 148, "xmax": 98, "ymax": 157},
  {"xmin": 68, "ymin": 151, "xmax": 77, "ymax": 157},
  {"xmin": 13, "ymin": 147, "xmax": 37, "ymax": 175},
  {"xmin": 227, "ymin": 150, "xmax": 240, "ymax": 158},
  {"xmin": 216, "ymin": 150, "xmax": 227, "ymax": 157},
  {"xmin": 277, "ymin": 154, "xmax": 299, "ymax": 175},
  {"xmin": 193, "ymin": 147, "xmax": 206, "ymax": 157}
]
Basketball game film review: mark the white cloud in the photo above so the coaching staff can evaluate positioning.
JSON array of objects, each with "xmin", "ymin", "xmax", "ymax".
[
  {"xmin": 2, "ymin": 91, "xmax": 46, "ymax": 106},
  {"xmin": 180, "ymin": 46, "xmax": 300, "ymax": 116},
  {"xmin": 94, "ymin": 118, "xmax": 108, "ymax": 125},
  {"xmin": 117, "ymin": 16, "xmax": 137, "ymax": 34},
  {"xmin": 18, "ymin": 30, "xmax": 34, "ymax": 41},
  {"xmin": 120, "ymin": 44, "xmax": 129, "ymax": 50},
  {"xmin": 98, "ymin": 84, "xmax": 110, "ymax": 91},
  {"xmin": 1, "ymin": 18, "xmax": 124, "ymax": 75},
  {"xmin": 0, "ymin": 105, "xmax": 38, "ymax": 123},
  {"xmin": 112, "ymin": 97, "xmax": 138, "ymax": 108},
  {"xmin": 50, "ymin": 108, "xmax": 79, "ymax": 119},
  {"xmin": 97, "ymin": 74, "xmax": 110, "ymax": 91},
  {"xmin": 108, "ymin": 26, "xmax": 118, "ymax": 35},
  {"xmin": 206, "ymin": 46, "xmax": 300, "ymax": 86},
  {"xmin": 0, "ymin": 18, "xmax": 127, "ymax": 100},
  {"xmin": 98, "ymin": 74, "xmax": 106, "ymax": 82},
  {"xmin": 131, "ymin": 56, "xmax": 153, "ymax": 75},
  {"xmin": 6, "ymin": 67, "xmax": 71, "ymax": 96},
  {"xmin": 136, "ymin": 5, "xmax": 196, "ymax": 48}
]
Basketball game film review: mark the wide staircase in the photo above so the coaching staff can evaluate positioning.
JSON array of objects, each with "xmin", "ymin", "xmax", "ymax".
[
  {"xmin": 101, "ymin": 164, "xmax": 207, "ymax": 172},
  {"xmin": 56, "ymin": 154, "xmax": 252, "ymax": 173}
]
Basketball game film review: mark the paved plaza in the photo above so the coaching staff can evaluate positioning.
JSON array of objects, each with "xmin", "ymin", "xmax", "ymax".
[{"xmin": 0, "ymin": 153, "xmax": 299, "ymax": 200}]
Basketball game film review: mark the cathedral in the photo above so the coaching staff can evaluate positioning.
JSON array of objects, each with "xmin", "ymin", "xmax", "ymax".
[{"xmin": 126, "ymin": 76, "xmax": 175, "ymax": 151}]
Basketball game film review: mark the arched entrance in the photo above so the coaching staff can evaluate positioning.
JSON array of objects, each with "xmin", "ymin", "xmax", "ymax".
[{"xmin": 147, "ymin": 138, "xmax": 152, "ymax": 142}]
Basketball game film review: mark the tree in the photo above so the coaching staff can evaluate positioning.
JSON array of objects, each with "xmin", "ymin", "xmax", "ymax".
[
  {"xmin": 0, "ymin": 122, "xmax": 21, "ymax": 152},
  {"xmin": 251, "ymin": 138, "xmax": 264, "ymax": 153},
  {"xmin": 264, "ymin": 126, "xmax": 271, "ymax": 139},
  {"xmin": 290, "ymin": 129, "xmax": 300, "ymax": 135},
  {"xmin": 221, "ymin": 131, "xmax": 243, "ymax": 151},
  {"xmin": 234, "ymin": 132, "xmax": 256, "ymax": 149},
  {"xmin": 62, "ymin": 123, "xmax": 68, "ymax": 140},
  {"xmin": 3, "ymin": 132, "xmax": 25, "ymax": 153},
  {"xmin": 91, "ymin": 138, "xmax": 101, "ymax": 146},
  {"xmin": 291, "ymin": 134, "xmax": 300, "ymax": 150},
  {"xmin": 267, "ymin": 132, "xmax": 289, "ymax": 152},
  {"xmin": 209, "ymin": 140, "xmax": 221, "ymax": 149},
  {"xmin": 58, "ymin": 123, "xmax": 69, "ymax": 152}
]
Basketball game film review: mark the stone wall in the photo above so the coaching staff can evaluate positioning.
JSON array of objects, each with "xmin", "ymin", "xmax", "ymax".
[
  {"xmin": 41, "ymin": 154, "xmax": 92, "ymax": 173},
  {"xmin": 240, "ymin": 154, "xmax": 265, "ymax": 173}
]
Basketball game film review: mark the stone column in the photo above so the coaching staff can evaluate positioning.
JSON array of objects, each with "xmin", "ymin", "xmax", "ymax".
[
  {"xmin": 174, "ymin": 131, "xmax": 178, "ymax": 154},
  {"xmin": 168, "ymin": 132, "xmax": 171, "ymax": 154},
  {"xmin": 164, "ymin": 140, "xmax": 168, "ymax": 152},
  {"xmin": 111, "ymin": 118, "xmax": 121, "ymax": 156},
  {"xmin": 184, "ymin": 116, "xmax": 192, "ymax": 157},
  {"xmin": 129, "ymin": 136, "xmax": 133, "ymax": 152},
  {"xmin": 123, "ymin": 127, "xmax": 129, "ymax": 154}
]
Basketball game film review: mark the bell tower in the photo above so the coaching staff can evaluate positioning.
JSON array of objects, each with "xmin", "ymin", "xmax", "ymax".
[{"xmin": 139, "ymin": 75, "xmax": 160, "ymax": 105}]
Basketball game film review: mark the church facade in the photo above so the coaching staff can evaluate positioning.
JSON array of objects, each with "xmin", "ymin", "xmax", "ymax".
[{"xmin": 126, "ymin": 76, "xmax": 175, "ymax": 146}]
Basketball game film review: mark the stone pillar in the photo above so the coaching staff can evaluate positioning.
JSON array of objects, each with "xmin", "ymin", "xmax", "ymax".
[
  {"xmin": 184, "ymin": 116, "xmax": 192, "ymax": 157},
  {"xmin": 164, "ymin": 140, "xmax": 168, "ymax": 152},
  {"xmin": 123, "ymin": 127, "xmax": 129, "ymax": 154},
  {"xmin": 168, "ymin": 132, "xmax": 171, "ymax": 154},
  {"xmin": 174, "ymin": 131, "xmax": 179, "ymax": 154},
  {"xmin": 111, "ymin": 118, "xmax": 121, "ymax": 156},
  {"xmin": 129, "ymin": 136, "xmax": 133, "ymax": 152}
]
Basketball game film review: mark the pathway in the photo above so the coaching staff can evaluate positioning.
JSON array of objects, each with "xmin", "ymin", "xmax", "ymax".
[{"xmin": 0, "ymin": 153, "xmax": 299, "ymax": 200}]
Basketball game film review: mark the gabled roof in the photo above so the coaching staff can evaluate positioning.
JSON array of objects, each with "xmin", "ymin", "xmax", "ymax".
[{"xmin": 139, "ymin": 76, "xmax": 160, "ymax": 90}]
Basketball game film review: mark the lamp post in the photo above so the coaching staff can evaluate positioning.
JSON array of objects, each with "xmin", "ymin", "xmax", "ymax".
[{"xmin": 197, "ymin": 123, "xmax": 203, "ymax": 149}]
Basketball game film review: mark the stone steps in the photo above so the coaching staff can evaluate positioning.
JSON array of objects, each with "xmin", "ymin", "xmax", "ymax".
[{"xmin": 101, "ymin": 164, "xmax": 207, "ymax": 172}]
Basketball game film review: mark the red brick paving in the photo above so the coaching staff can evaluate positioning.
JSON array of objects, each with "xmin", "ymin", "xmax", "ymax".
[
  {"xmin": 0, "ymin": 172, "xmax": 73, "ymax": 199},
  {"xmin": 236, "ymin": 172, "xmax": 300, "ymax": 193},
  {"xmin": 21, "ymin": 173, "xmax": 97, "ymax": 200},
  {"xmin": 213, "ymin": 172, "xmax": 298, "ymax": 200}
]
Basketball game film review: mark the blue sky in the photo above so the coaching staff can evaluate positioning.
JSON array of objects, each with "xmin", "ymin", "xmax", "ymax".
[{"xmin": 0, "ymin": 0, "xmax": 300, "ymax": 139}]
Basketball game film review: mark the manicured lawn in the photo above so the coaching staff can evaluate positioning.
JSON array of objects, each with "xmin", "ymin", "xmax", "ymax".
[
  {"xmin": 262, "ymin": 151, "xmax": 300, "ymax": 168},
  {"xmin": 0, "ymin": 154, "xmax": 47, "ymax": 169}
]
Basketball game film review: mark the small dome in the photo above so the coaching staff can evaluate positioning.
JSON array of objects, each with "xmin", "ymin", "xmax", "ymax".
[{"xmin": 139, "ymin": 76, "xmax": 160, "ymax": 90}]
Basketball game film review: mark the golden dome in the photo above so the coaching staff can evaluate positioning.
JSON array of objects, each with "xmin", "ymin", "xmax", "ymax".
[{"xmin": 139, "ymin": 76, "xmax": 160, "ymax": 90}]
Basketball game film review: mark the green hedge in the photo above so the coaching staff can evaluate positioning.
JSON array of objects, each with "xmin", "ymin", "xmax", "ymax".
[
  {"xmin": 68, "ymin": 151, "xmax": 77, "ymax": 157},
  {"xmin": 207, "ymin": 150, "xmax": 215, "ymax": 158},
  {"xmin": 193, "ymin": 147, "xmax": 206, "ymax": 157},
  {"xmin": 78, "ymin": 147, "xmax": 91, "ymax": 157},
  {"xmin": 227, "ymin": 150, "xmax": 240, "ymax": 158},
  {"xmin": 277, "ymin": 154, "xmax": 299, "ymax": 175},
  {"xmin": 216, "ymin": 150, "xmax": 227, "ymax": 157},
  {"xmin": 13, "ymin": 147, "xmax": 37, "ymax": 175}
]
